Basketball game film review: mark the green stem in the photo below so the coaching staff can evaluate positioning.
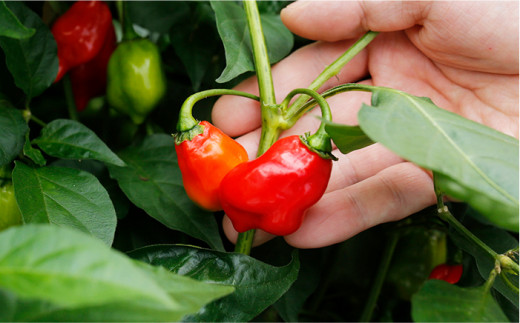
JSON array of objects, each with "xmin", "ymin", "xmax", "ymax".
[
  {"xmin": 285, "ymin": 31, "xmax": 379, "ymax": 118},
  {"xmin": 359, "ymin": 232, "xmax": 399, "ymax": 322},
  {"xmin": 243, "ymin": 0, "xmax": 282, "ymax": 158},
  {"xmin": 434, "ymin": 175, "xmax": 520, "ymax": 276},
  {"xmin": 285, "ymin": 83, "xmax": 375, "ymax": 128},
  {"xmin": 29, "ymin": 114, "xmax": 47, "ymax": 127},
  {"xmin": 117, "ymin": 0, "xmax": 138, "ymax": 41},
  {"xmin": 63, "ymin": 75, "xmax": 78, "ymax": 121},
  {"xmin": 242, "ymin": 0, "xmax": 276, "ymax": 107},
  {"xmin": 281, "ymin": 88, "xmax": 333, "ymax": 153},
  {"xmin": 234, "ymin": 229, "xmax": 255, "ymax": 255},
  {"xmin": 234, "ymin": 0, "xmax": 280, "ymax": 255},
  {"xmin": 177, "ymin": 89, "xmax": 260, "ymax": 132}
]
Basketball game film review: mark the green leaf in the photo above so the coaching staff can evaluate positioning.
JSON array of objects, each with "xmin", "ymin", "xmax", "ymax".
[
  {"xmin": 0, "ymin": 103, "xmax": 28, "ymax": 166},
  {"xmin": 411, "ymin": 280, "xmax": 509, "ymax": 322},
  {"xmin": 0, "ymin": 2, "xmax": 58, "ymax": 99},
  {"xmin": 211, "ymin": 1, "xmax": 293, "ymax": 83},
  {"xmin": 0, "ymin": 224, "xmax": 233, "ymax": 322},
  {"xmin": 0, "ymin": 1, "xmax": 35, "ymax": 39},
  {"xmin": 129, "ymin": 244, "xmax": 300, "ymax": 322},
  {"xmin": 358, "ymin": 87, "xmax": 519, "ymax": 231},
  {"xmin": 23, "ymin": 131, "xmax": 46, "ymax": 166},
  {"xmin": 12, "ymin": 162, "xmax": 117, "ymax": 246},
  {"xmin": 171, "ymin": 3, "xmax": 219, "ymax": 91},
  {"xmin": 127, "ymin": 1, "xmax": 189, "ymax": 34},
  {"xmin": 107, "ymin": 134, "xmax": 224, "ymax": 251},
  {"xmin": 324, "ymin": 121, "xmax": 375, "ymax": 154},
  {"xmin": 33, "ymin": 119, "xmax": 126, "ymax": 167}
]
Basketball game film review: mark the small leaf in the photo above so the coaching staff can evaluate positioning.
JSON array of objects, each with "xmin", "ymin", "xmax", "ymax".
[
  {"xmin": 33, "ymin": 119, "xmax": 126, "ymax": 167},
  {"xmin": 0, "ymin": 103, "xmax": 28, "ymax": 166},
  {"xmin": 12, "ymin": 162, "xmax": 117, "ymax": 246},
  {"xmin": 324, "ymin": 121, "xmax": 374, "ymax": 154},
  {"xmin": 129, "ymin": 245, "xmax": 300, "ymax": 322},
  {"xmin": 23, "ymin": 131, "xmax": 46, "ymax": 166},
  {"xmin": 0, "ymin": 224, "xmax": 233, "ymax": 321},
  {"xmin": 411, "ymin": 280, "xmax": 509, "ymax": 322},
  {"xmin": 358, "ymin": 87, "xmax": 519, "ymax": 231},
  {"xmin": 107, "ymin": 134, "xmax": 224, "ymax": 251},
  {"xmin": 0, "ymin": 2, "xmax": 58, "ymax": 99},
  {"xmin": 0, "ymin": 1, "xmax": 35, "ymax": 39},
  {"xmin": 211, "ymin": 1, "xmax": 293, "ymax": 83}
]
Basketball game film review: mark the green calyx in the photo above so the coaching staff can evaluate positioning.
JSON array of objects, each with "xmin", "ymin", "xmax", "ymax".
[
  {"xmin": 107, "ymin": 38, "xmax": 166, "ymax": 125},
  {"xmin": 173, "ymin": 123, "xmax": 205, "ymax": 145},
  {"xmin": 281, "ymin": 88, "xmax": 336, "ymax": 160},
  {"xmin": 300, "ymin": 133, "xmax": 337, "ymax": 161}
]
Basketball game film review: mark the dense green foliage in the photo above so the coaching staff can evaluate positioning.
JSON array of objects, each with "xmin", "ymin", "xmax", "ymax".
[{"xmin": 0, "ymin": 1, "xmax": 517, "ymax": 321}]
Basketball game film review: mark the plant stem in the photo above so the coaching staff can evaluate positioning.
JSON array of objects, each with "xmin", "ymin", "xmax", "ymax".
[
  {"xmin": 434, "ymin": 175, "xmax": 519, "ymax": 276},
  {"xmin": 234, "ymin": 0, "xmax": 280, "ymax": 255},
  {"xmin": 359, "ymin": 231, "xmax": 399, "ymax": 322},
  {"xmin": 117, "ymin": 1, "xmax": 138, "ymax": 41},
  {"xmin": 63, "ymin": 75, "xmax": 78, "ymax": 121},
  {"xmin": 285, "ymin": 83, "xmax": 375, "ymax": 128},
  {"xmin": 242, "ymin": 0, "xmax": 276, "ymax": 109},
  {"xmin": 285, "ymin": 31, "xmax": 378, "ymax": 118},
  {"xmin": 177, "ymin": 89, "xmax": 259, "ymax": 132},
  {"xmin": 234, "ymin": 229, "xmax": 255, "ymax": 255}
]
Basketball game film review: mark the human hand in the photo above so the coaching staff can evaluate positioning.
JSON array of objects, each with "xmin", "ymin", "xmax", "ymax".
[{"xmin": 212, "ymin": 1, "xmax": 519, "ymax": 248}]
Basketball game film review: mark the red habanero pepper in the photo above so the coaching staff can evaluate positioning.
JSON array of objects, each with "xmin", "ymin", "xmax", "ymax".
[
  {"xmin": 428, "ymin": 264, "xmax": 463, "ymax": 284},
  {"xmin": 174, "ymin": 121, "xmax": 248, "ymax": 212},
  {"xmin": 219, "ymin": 135, "xmax": 334, "ymax": 236},
  {"xmin": 51, "ymin": 1, "xmax": 113, "ymax": 82},
  {"xmin": 69, "ymin": 23, "xmax": 116, "ymax": 111}
]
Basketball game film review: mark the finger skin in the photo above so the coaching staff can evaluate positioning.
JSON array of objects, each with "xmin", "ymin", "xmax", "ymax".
[
  {"xmin": 284, "ymin": 162, "xmax": 436, "ymax": 249},
  {"xmin": 281, "ymin": 1, "xmax": 519, "ymax": 73}
]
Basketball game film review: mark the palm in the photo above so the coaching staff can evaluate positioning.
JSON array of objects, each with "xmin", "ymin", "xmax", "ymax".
[{"xmin": 365, "ymin": 32, "xmax": 518, "ymax": 139}]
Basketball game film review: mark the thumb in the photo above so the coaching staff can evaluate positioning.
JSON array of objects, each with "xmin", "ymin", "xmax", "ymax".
[{"xmin": 280, "ymin": 1, "xmax": 428, "ymax": 41}]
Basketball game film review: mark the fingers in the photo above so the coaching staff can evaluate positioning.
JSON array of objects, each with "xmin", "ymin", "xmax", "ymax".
[
  {"xmin": 212, "ymin": 39, "xmax": 369, "ymax": 137},
  {"xmin": 280, "ymin": 1, "xmax": 429, "ymax": 41},
  {"xmin": 222, "ymin": 143, "xmax": 408, "ymax": 247},
  {"xmin": 284, "ymin": 162, "xmax": 436, "ymax": 249}
]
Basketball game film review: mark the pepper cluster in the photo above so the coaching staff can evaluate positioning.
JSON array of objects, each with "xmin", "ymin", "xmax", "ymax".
[
  {"xmin": 51, "ymin": 1, "xmax": 116, "ymax": 112},
  {"xmin": 174, "ymin": 90, "xmax": 335, "ymax": 236},
  {"xmin": 52, "ymin": 0, "xmax": 166, "ymax": 123}
]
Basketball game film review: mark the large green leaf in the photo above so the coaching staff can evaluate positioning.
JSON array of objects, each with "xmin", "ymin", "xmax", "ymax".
[
  {"xmin": 0, "ymin": 224, "xmax": 233, "ymax": 322},
  {"xmin": 129, "ymin": 244, "xmax": 300, "ymax": 322},
  {"xmin": 324, "ymin": 121, "xmax": 374, "ymax": 154},
  {"xmin": 0, "ymin": 2, "xmax": 58, "ymax": 99},
  {"xmin": 33, "ymin": 119, "xmax": 125, "ymax": 167},
  {"xmin": 12, "ymin": 162, "xmax": 117, "ymax": 246},
  {"xmin": 107, "ymin": 134, "xmax": 224, "ymax": 251},
  {"xmin": 0, "ymin": 103, "xmax": 28, "ymax": 166},
  {"xmin": 171, "ymin": 2, "xmax": 219, "ymax": 91},
  {"xmin": 0, "ymin": 1, "xmax": 35, "ymax": 39},
  {"xmin": 411, "ymin": 280, "xmax": 508, "ymax": 322},
  {"xmin": 358, "ymin": 87, "xmax": 519, "ymax": 231},
  {"xmin": 211, "ymin": 1, "xmax": 293, "ymax": 83}
]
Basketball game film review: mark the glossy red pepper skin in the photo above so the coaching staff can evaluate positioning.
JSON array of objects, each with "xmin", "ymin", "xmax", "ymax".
[
  {"xmin": 175, "ymin": 121, "xmax": 248, "ymax": 211},
  {"xmin": 428, "ymin": 264, "xmax": 463, "ymax": 284},
  {"xmin": 219, "ymin": 135, "xmax": 332, "ymax": 236},
  {"xmin": 69, "ymin": 23, "xmax": 116, "ymax": 111},
  {"xmin": 51, "ymin": 1, "xmax": 113, "ymax": 82}
]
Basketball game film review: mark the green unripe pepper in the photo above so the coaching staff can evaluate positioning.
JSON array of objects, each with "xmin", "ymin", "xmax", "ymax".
[
  {"xmin": 107, "ymin": 38, "xmax": 166, "ymax": 124},
  {"xmin": 0, "ymin": 182, "xmax": 22, "ymax": 231}
]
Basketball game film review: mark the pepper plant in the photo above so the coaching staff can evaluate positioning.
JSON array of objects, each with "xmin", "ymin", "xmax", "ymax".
[{"xmin": 0, "ymin": 1, "xmax": 518, "ymax": 322}]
